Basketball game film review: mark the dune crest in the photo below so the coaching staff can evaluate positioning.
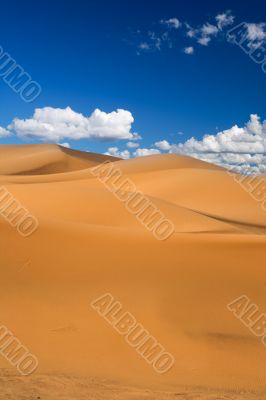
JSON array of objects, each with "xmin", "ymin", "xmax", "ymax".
[{"xmin": 0, "ymin": 144, "xmax": 120, "ymax": 175}]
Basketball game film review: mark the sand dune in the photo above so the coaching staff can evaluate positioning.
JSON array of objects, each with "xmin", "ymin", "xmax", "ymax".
[
  {"xmin": 112, "ymin": 153, "xmax": 225, "ymax": 174},
  {"xmin": 0, "ymin": 144, "xmax": 119, "ymax": 175},
  {"xmin": 0, "ymin": 144, "xmax": 266, "ymax": 399}
]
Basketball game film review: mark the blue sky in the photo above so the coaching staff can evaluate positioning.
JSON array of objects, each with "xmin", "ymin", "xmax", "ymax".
[{"xmin": 1, "ymin": 0, "xmax": 266, "ymax": 172}]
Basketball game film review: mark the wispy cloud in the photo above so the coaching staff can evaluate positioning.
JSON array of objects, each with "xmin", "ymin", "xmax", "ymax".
[
  {"xmin": 161, "ymin": 18, "xmax": 181, "ymax": 29},
  {"xmin": 138, "ymin": 42, "xmax": 150, "ymax": 50},
  {"xmin": 134, "ymin": 10, "xmax": 236, "ymax": 54},
  {"xmin": 216, "ymin": 10, "xmax": 235, "ymax": 30},
  {"xmin": 183, "ymin": 46, "xmax": 194, "ymax": 54},
  {"xmin": 246, "ymin": 22, "xmax": 266, "ymax": 42}
]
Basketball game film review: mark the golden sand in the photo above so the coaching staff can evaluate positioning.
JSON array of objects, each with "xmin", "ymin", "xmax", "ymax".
[{"xmin": 0, "ymin": 144, "xmax": 265, "ymax": 399}]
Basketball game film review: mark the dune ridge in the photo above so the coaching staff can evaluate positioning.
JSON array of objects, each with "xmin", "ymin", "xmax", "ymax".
[
  {"xmin": 0, "ymin": 144, "xmax": 120, "ymax": 176},
  {"xmin": 0, "ymin": 144, "xmax": 266, "ymax": 399}
]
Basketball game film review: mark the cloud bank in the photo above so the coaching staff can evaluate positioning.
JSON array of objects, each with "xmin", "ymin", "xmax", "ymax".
[
  {"xmin": 107, "ymin": 115, "xmax": 266, "ymax": 174},
  {"xmin": 1, "ymin": 107, "xmax": 266, "ymax": 173}
]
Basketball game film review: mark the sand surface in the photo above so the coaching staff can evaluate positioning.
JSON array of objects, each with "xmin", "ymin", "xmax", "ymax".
[{"xmin": 0, "ymin": 144, "xmax": 266, "ymax": 399}]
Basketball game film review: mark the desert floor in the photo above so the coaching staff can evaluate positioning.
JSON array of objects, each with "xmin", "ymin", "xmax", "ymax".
[{"xmin": 0, "ymin": 144, "xmax": 266, "ymax": 399}]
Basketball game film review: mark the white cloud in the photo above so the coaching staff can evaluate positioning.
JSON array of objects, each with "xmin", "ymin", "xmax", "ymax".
[
  {"xmin": 185, "ymin": 23, "xmax": 196, "ymax": 38},
  {"xmin": 173, "ymin": 114, "xmax": 266, "ymax": 155},
  {"xmin": 197, "ymin": 23, "xmax": 218, "ymax": 46},
  {"xmin": 59, "ymin": 142, "xmax": 70, "ymax": 148},
  {"xmin": 161, "ymin": 18, "xmax": 181, "ymax": 29},
  {"xmin": 183, "ymin": 46, "xmax": 194, "ymax": 54},
  {"xmin": 126, "ymin": 141, "xmax": 139, "ymax": 148},
  {"xmin": 137, "ymin": 115, "xmax": 266, "ymax": 173},
  {"xmin": 154, "ymin": 140, "xmax": 171, "ymax": 150},
  {"xmin": 201, "ymin": 23, "xmax": 218, "ymax": 36},
  {"xmin": 227, "ymin": 22, "xmax": 266, "ymax": 51},
  {"xmin": 246, "ymin": 23, "xmax": 266, "ymax": 42},
  {"xmin": 137, "ymin": 30, "xmax": 174, "ymax": 53},
  {"xmin": 168, "ymin": 114, "xmax": 266, "ymax": 173},
  {"xmin": 148, "ymin": 31, "xmax": 162, "ymax": 50},
  {"xmin": 185, "ymin": 21, "xmax": 220, "ymax": 47},
  {"xmin": 134, "ymin": 148, "xmax": 161, "ymax": 157},
  {"xmin": 105, "ymin": 147, "xmax": 131, "ymax": 159},
  {"xmin": 215, "ymin": 11, "xmax": 234, "ymax": 30},
  {"xmin": 9, "ymin": 107, "xmax": 140, "ymax": 142},
  {"xmin": 0, "ymin": 127, "xmax": 11, "ymax": 137},
  {"xmin": 139, "ymin": 42, "xmax": 150, "ymax": 50},
  {"xmin": 184, "ymin": 12, "xmax": 234, "ymax": 47},
  {"xmin": 176, "ymin": 151, "xmax": 266, "ymax": 174},
  {"xmin": 197, "ymin": 37, "xmax": 211, "ymax": 46},
  {"xmin": 136, "ymin": 11, "xmax": 237, "ymax": 53}
]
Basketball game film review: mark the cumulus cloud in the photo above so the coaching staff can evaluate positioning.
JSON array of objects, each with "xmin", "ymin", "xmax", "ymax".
[
  {"xmin": 183, "ymin": 46, "xmax": 194, "ymax": 54},
  {"xmin": 8, "ymin": 107, "xmax": 140, "ymax": 142},
  {"xmin": 175, "ymin": 151, "xmax": 266, "ymax": 174},
  {"xmin": 126, "ymin": 141, "xmax": 139, "ymax": 148},
  {"xmin": 0, "ymin": 126, "xmax": 11, "ymax": 137},
  {"xmin": 105, "ymin": 145, "xmax": 161, "ymax": 159},
  {"xmin": 96, "ymin": 113, "xmax": 266, "ymax": 173},
  {"xmin": 151, "ymin": 115, "xmax": 266, "ymax": 174},
  {"xmin": 154, "ymin": 140, "xmax": 171, "ymax": 150},
  {"xmin": 173, "ymin": 114, "xmax": 266, "ymax": 155},
  {"xmin": 105, "ymin": 147, "xmax": 130, "ymax": 159},
  {"xmin": 134, "ymin": 148, "xmax": 161, "ymax": 157},
  {"xmin": 109, "ymin": 114, "xmax": 266, "ymax": 174}
]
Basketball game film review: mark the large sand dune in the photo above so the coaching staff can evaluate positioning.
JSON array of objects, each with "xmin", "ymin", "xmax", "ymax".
[{"xmin": 0, "ymin": 144, "xmax": 266, "ymax": 399}]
